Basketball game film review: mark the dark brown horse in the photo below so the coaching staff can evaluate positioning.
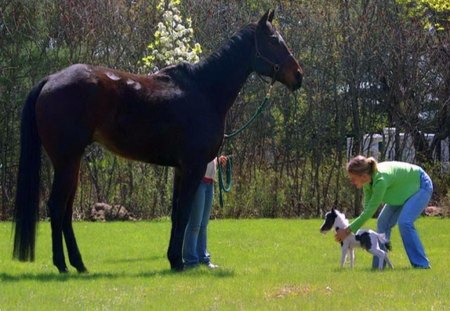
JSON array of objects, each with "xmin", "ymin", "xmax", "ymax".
[{"xmin": 13, "ymin": 10, "xmax": 302, "ymax": 272}]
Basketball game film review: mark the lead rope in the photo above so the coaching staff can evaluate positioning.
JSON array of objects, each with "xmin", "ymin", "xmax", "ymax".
[{"xmin": 218, "ymin": 83, "xmax": 274, "ymax": 208}]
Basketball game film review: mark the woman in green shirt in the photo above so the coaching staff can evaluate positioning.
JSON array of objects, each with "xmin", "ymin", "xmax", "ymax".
[{"xmin": 335, "ymin": 155, "xmax": 433, "ymax": 269}]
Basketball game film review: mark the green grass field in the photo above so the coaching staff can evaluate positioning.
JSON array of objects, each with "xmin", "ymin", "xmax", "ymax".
[{"xmin": 0, "ymin": 218, "xmax": 449, "ymax": 310}]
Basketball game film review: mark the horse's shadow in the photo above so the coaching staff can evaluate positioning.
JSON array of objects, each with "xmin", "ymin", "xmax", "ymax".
[
  {"xmin": 0, "ymin": 264, "xmax": 235, "ymax": 283},
  {"xmin": 102, "ymin": 255, "xmax": 162, "ymax": 264}
]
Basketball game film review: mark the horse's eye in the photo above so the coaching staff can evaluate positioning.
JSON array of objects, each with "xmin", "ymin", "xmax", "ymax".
[{"xmin": 270, "ymin": 35, "xmax": 279, "ymax": 44}]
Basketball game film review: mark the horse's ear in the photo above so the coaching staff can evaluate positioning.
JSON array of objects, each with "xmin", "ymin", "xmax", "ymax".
[
  {"xmin": 268, "ymin": 9, "xmax": 275, "ymax": 23},
  {"xmin": 258, "ymin": 9, "xmax": 270, "ymax": 27}
]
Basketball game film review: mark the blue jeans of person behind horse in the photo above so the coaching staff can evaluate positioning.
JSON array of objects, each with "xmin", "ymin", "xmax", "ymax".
[
  {"xmin": 374, "ymin": 169, "xmax": 433, "ymax": 268},
  {"xmin": 183, "ymin": 181, "xmax": 214, "ymax": 267}
]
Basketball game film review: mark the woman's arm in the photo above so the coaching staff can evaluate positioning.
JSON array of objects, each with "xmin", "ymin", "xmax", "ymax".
[
  {"xmin": 349, "ymin": 180, "xmax": 387, "ymax": 232},
  {"xmin": 335, "ymin": 179, "xmax": 387, "ymax": 242}
]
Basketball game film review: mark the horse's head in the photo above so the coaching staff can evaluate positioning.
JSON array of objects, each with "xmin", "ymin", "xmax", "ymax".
[
  {"xmin": 252, "ymin": 10, "xmax": 303, "ymax": 91},
  {"xmin": 320, "ymin": 208, "xmax": 349, "ymax": 234}
]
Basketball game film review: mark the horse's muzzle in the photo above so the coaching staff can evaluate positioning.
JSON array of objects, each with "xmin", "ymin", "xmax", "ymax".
[{"xmin": 291, "ymin": 69, "xmax": 303, "ymax": 91}]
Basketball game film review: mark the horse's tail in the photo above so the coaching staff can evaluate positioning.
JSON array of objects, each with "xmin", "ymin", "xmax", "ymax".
[
  {"xmin": 377, "ymin": 233, "xmax": 392, "ymax": 251},
  {"xmin": 13, "ymin": 79, "xmax": 47, "ymax": 262}
]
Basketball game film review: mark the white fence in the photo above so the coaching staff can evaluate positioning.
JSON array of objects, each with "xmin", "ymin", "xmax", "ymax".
[{"xmin": 347, "ymin": 128, "xmax": 449, "ymax": 172}]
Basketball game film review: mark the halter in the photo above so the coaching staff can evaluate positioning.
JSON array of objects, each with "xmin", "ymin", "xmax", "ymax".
[
  {"xmin": 218, "ymin": 28, "xmax": 296, "ymax": 208},
  {"xmin": 254, "ymin": 30, "xmax": 294, "ymax": 84}
]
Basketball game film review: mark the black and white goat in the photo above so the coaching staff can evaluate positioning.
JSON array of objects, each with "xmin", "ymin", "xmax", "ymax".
[{"xmin": 320, "ymin": 209, "xmax": 393, "ymax": 270}]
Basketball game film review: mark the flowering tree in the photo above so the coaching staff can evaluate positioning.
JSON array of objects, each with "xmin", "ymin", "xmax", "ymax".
[{"xmin": 141, "ymin": 0, "xmax": 202, "ymax": 71}]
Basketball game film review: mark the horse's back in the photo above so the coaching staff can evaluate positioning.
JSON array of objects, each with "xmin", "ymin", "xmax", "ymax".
[
  {"xmin": 34, "ymin": 63, "xmax": 215, "ymax": 166},
  {"xmin": 35, "ymin": 64, "xmax": 140, "ymax": 162}
]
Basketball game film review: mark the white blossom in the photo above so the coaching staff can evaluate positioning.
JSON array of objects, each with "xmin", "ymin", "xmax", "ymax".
[{"xmin": 141, "ymin": 0, "xmax": 202, "ymax": 71}]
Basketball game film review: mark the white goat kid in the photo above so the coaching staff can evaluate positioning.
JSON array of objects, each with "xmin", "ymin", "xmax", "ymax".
[{"xmin": 320, "ymin": 209, "xmax": 393, "ymax": 270}]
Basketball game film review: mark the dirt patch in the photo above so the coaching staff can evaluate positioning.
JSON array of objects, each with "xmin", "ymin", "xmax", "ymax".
[{"xmin": 266, "ymin": 285, "xmax": 312, "ymax": 299}]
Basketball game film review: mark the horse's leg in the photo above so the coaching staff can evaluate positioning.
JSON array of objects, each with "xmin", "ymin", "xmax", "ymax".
[
  {"xmin": 167, "ymin": 165, "xmax": 205, "ymax": 271},
  {"xmin": 349, "ymin": 247, "xmax": 355, "ymax": 268},
  {"xmin": 48, "ymin": 159, "xmax": 82, "ymax": 273},
  {"xmin": 340, "ymin": 244, "xmax": 347, "ymax": 268},
  {"xmin": 63, "ymin": 163, "xmax": 88, "ymax": 273},
  {"xmin": 384, "ymin": 254, "xmax": 394, "ymax": 269},
  {"xmin": 370, "ymin": 248, "xmax": 386, "ymax": 270},
  {"xmin": 167, "ymin": 169, "xmax": 181, "ymax": 267}
]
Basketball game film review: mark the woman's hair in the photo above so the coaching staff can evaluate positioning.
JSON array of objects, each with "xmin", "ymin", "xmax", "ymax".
[{"xmin": 347, "ymin": 155, "xmax": 378, "ymax": 175}]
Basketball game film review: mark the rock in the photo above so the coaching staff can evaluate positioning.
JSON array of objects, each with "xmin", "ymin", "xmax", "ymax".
[
  {"xmin": 423, "ymin": 206, "xmax": 444, "ymax": 217},
  {"xmin": 90, "ymin": 202, "xmax": 136, "ymax": 221}
]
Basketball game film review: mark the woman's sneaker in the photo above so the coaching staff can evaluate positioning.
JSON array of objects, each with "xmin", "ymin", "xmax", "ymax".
[{"xmin": 204, "ymin": 262, "xmax": 219, "ymax": 269}]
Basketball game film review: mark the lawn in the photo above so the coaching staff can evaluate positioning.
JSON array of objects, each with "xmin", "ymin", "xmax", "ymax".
[{"xmin": 0, "ymin": 217, "xmax": 449, "ymax": 310}]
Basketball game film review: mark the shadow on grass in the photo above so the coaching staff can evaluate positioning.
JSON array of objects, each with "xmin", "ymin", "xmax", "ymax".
[
  {"xmin": 102, "ymin": 255, "xmax": 163, "ymax": 264},
  {"xmin": 0, "ymin": 267, "xmax": 235, "ymax": 283},
  {"xmin": 331, "ymin": 266, "xmax": 412, "ymax": 273}
]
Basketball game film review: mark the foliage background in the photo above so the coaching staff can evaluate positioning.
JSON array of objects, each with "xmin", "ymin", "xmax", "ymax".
[{"xmin": 0, "ymin": 0, "xmax": 449, "ymax": 220}]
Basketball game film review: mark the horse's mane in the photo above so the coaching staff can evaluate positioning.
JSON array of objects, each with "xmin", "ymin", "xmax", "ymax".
[
  {"xmin": 335, "ymin": 210, "xmax": 350, "ymax": 227},
  {"xmin": 159, "ymin": 23, "xmax": 257, "ymax": 85},
  {"xmin": 195, "ymin": 23, "xmax": 256, "ymax": 74}
]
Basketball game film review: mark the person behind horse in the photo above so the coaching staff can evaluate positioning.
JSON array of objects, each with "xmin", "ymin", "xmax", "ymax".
[
  {"xmin": 335, "ymin": 155, "xmax": 433, "ymax": 269},
  {"xmin": 183, "ymin": 156, "xmax": 227, "ymax": 269}
]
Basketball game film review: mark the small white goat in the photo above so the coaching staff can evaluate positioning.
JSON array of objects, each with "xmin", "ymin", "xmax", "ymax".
[{"xmin": 320, "ymin": 209, "xmax": 393, "ymax": 270}]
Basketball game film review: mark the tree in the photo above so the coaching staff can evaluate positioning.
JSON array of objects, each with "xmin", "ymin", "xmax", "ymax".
[
  {"xmin": 395, "ymin": 0, "xmax": 450, "ymax": 31},
  {"xmin": 0, "ymin": 0, "xmax": 448, "ymax": 220},
  {"xmin": 141, "ymin": 0, "xmax": 202, "ymax": 71}
]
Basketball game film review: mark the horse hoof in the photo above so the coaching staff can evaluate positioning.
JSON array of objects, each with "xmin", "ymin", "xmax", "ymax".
[
  {"xmin": 77, "ymin": 267, "xmax": 89, "ymax": 274},
  {"xmin": 170, "ymin": 262, "xmax": 184, "ymax": 272},
  {"xmin": 58, "ymin": 267, "xmax": 69, "ymax": 273}
]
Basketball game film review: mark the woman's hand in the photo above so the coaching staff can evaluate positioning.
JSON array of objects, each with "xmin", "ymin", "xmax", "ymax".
[
  {"xmin": 218, "ymin": 156, "xmax": 227, "ymax": 166},
  {"xmin": 335, "ymin": 227, "xmax": 351, "ymax": 242}
]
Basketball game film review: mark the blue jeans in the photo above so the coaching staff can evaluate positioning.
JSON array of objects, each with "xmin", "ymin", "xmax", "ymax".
[
  {"xmin": 374, "ymin": 169, "xmax": 433, "ymax": 268},
  {"xmin": 183, "ymin": 181, "xmax": 214, "ymax": 266}
]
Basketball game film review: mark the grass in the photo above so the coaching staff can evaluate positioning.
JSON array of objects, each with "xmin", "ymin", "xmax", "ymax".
[{"xmin": 0, "ymin": 218, "xmax": 449, "ymax": 310}]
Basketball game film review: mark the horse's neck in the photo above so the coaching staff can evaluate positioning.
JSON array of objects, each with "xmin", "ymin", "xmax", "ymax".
[
  {"xmin": 193, "ymin": 25, "xmax": 255, "ymax": 113},
  {"xmin": 335, "ymin": 215, "xmax": 349, "ymax": 229}
]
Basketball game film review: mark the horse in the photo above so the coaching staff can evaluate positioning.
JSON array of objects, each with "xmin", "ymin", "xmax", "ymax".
[{"xmin": 13, "ymin": 10, "xmax": 303, "ymax": 273}]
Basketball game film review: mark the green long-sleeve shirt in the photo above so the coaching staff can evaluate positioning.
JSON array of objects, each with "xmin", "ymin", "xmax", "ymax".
[{"xmin": 348, "ymin": 161, "xmax": 421, "ymax": 232}]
